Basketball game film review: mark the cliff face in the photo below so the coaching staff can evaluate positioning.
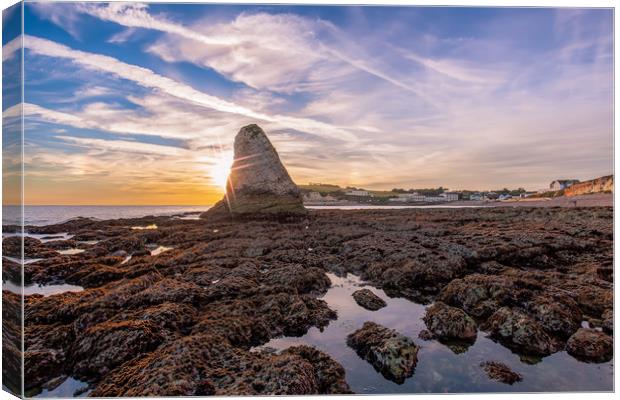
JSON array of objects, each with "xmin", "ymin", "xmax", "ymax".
[{"xmin": 564, "ymin": 175, "xmax": 613, "ymax": 197}]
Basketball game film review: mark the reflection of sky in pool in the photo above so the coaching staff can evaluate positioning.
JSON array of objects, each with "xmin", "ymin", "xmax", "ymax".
[
  {"xmin": 150, "ymin": 246, "xmax": 173, "ymax": 256},
  {"xmin": 34, "ymin": 377, "xmax": 90, "ymax": 398},
  {"xmin": 2, "ymin": 232, "xmax": 73, "ymax": 243},
  {"xmin": 131, "ymin": 224, "xmax": 158, "ymax": 230},
  {"xmin": 3, "ymin": 280, "xmax": 84, "ymax": 297},
  {"xmin": 257, "ymin": 273, "xmax": 613, "ymax": 393},
  {"xmin": 57, "ymin": 248, "xmax": 85, "ymax": 256},
  {"xmin": 4, "ymin": 256, "xmax": 42, "ymax": 265},
  {"xmin": 174, "ymin": 214, "xmax": 201, "ymax": 220}
]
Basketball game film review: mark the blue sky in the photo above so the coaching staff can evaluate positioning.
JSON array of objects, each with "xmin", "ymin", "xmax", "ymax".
[{"xmin": 3, "ymin": 3, "xmax": 613, "ymax": 204}]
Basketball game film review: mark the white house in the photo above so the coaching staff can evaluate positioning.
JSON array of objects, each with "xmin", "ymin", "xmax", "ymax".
[
  {"xmin": 441, "ymin": 192, "xmax": 459, "ymax": 201},
  {"xmin": 397, "ymin": 193, "xmax": 426, "ymax": 202},
  {"xmin": 550, "ymin": 179, "xmax": 579, "ymax": 191},
  {"xmin": 345, "ymin": 190, "xmax": 371, "ymax": 197}
]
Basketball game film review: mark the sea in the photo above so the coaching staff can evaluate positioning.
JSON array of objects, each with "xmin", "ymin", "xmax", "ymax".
[
  {"xmin": 2, "ymin": 204, "xmax": 483, "ymax": 226},
  {"xmin": 2, "ymin": 205, "xmax": 210, "ymax": 226}
]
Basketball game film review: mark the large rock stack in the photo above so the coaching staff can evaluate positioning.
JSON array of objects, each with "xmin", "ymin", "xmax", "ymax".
[{"xmin": 201, "ymin": 124, "xmax": 306, "ymax": 220}]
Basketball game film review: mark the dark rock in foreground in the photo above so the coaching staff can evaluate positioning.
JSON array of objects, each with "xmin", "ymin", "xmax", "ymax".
[
  {"xmin": 483, "ymin": 307, "xmax": 559, "ymax": 356},
  {"xmin": 13, "ymin": 206, "xmax": 613, "ymax": 394},
  {"xmin": 201, "ymin": 124, "xmax": 306, "ymax": 220},
  {"xmin": 423, "ymin": 301, "xmax": 477, "ymax": 341},
  {"xmin": 352, "ymin": 289, "xmax": 386, "ymax": 311},
  {"xmin": 417, "ymin": 329, "xmax": 434, "ymax": 341},
  {"xmin": 283, "ymin": 345, "xmax": 352, "ymax": 394},
  {"xmin": 91, "ymin": 335, "xmax": 349, "ymax": 396},
  {"xmin": 566, "ymin": 328, "xmax": 613, "ymax": 363},
  {"xmin": 347, "ymin": 321, "xmax": 419, "ymax": 384},
  {"xmin": 3, "ymin": 236, "xmax": 59, "ymax": 259},
  {"xmin": 480, "ymin": 361, "xmax": 523, "ymax": 385},
  {"xmin": 601, "ymin": 309, "xmax": 613, "ymax": 335}
]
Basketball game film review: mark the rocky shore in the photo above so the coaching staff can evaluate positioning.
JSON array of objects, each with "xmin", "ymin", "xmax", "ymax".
[{"xmin": 2, "ymin": 205, "xmax": 613, "ymax": 395}]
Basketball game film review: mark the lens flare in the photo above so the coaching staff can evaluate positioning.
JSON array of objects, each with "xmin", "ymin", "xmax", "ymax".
[{"xmin": 210, "ymin": 151, "xmax": 234, "ymax": 190}]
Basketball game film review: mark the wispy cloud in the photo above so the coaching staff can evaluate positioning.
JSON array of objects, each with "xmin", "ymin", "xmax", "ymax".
[
  {"xmin": 30, "ymin": 2, "xmax": 85, "ymax": 39},
  {"xmin": 79, "ymin": 3, "xmax": 241, "ymax": 46},
  {"xmin": 2, "ymin": 36, "xmax": 20, "ymax": 61},
  {"xmin": 75, "ymin": 4, "xmax": 432, "ymax": 101},
  {"xmin": 55, "ymin": 135, "xmax": 189, "ymax": 157},
  {"xmin": 24, "ymin": 35, "xmax": 359, "ymax": 142}
]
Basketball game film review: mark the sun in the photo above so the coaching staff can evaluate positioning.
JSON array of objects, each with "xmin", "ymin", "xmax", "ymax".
[{"xmin": 210, "ymin": 151, "xmax": 234, "ymax": 190}]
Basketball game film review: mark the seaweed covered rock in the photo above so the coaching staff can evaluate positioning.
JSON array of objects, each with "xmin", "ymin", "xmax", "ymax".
[
  {"xmin": 201, "ymin": 124, "xmax": 306, "ymax": 220},
  {"xmin": 352, "ymin": 289, "xmax": 386, "ymax": 311},
  {"xmin": 91, "ymin": 334, "xmax": 347, "ymax": 396},
  {"xmin": 483, "ymin": 307, "xmax": 558, "ymax": 356},
  {"xmin": 526, "ymin": 292, "xmax": 582, "ymax": 339},
  {"xmin": 601, "ymin": 309, "xmax": 613, "ymax": 335},
  {"xmin": 283, "ymin": 345, "xmax": 352, "ymax": 394},
  {"xmin": 480, "ymin": 361, "xmax": 523, "ymax": 385},
  {"xmin": 346, "ymin": 321, "xmax": 418, "ymax": 383},
  {"xmin": 3, "ymin": 236, "xmax": 59, "ymax": 259},
  {"xmin": 423, "ymin": 302, "xmax": 477, "ymax": 341},
  {"xmin": 566, "ymin": 328, "xmax": 613, "ymax": 363}
]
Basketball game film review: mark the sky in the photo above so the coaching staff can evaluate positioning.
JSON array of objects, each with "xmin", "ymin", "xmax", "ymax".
[{"xmin": 2, "ymin": 3, "xmax": 614, "ymax": 205}]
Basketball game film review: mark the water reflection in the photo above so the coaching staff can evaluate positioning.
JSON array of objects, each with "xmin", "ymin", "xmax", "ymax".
[
  {"xmin": 150, "ymin": 246, "xmax": 173, "ymax": 256},
  {"xmin": 257, "ymin": 273, "xmax": 613, "ymax": 393},
  {"xmin": 3, "ymin": 280, "xmax": 84, "ymax": 297},
  {"xmin": 35, "ymin": 377, "xmax": 90, "ymax": 398},
  {"xmin": 2, "ymin": 232, "xmax": 74, "ymax": 243},
  {"xmin": 131, "ymin": 224, "xmax": 158, "ymax": 230},
  {"xmin": 4, "ymin": 256, "xmax": 42, "ymax": 264},
  {"xmin": 58, "ymin": 248, "xmax": 85, "ymax": 256}
]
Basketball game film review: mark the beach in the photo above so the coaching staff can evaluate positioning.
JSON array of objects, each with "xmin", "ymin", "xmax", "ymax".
[{"xmin": 2, "ymin": 206, "xmax": 613, "ymax": 396}]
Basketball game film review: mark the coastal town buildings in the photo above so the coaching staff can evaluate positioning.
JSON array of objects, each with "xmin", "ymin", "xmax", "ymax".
[
  {"xmin": 550, "ymin": 179, "xmax": 580, "ymax": 191},
  {"xmin": 345, "ymin": 190, "xmax": 371, "ymax": 197},
  {"xmin": 441, "ymin": 192, "xmax": 460, "ymax": 201}
]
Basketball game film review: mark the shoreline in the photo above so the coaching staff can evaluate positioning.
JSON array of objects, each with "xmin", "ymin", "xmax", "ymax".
[{"xmin": 305, "ymin": 193, "xmax": 613, "ymax": 209}]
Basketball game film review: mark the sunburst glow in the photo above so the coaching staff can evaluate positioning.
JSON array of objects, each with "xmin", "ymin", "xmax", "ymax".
[{"xmin": 210, "ymin": 151, "xmax": 234, "ymax": 190}]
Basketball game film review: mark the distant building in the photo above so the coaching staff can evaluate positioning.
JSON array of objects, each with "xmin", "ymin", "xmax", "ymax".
[
  {"xmin": 550, "ymin": 179, "xmax": 580, "ymax": 191},
  {"xmin": 441, "ymin": 192, "xmax": 459, "ymax": 201},
  {"xmin": 424, "ymin": 196, "xmax": 445, "ymax": 202},
  {"xmin": 345, "ymin": 190, "xmax": 371, "ymax": 197},
  {"xmin": 469, "ymin": 193, "xmax": 483, "ymax": 201},
  {"xmin": 389, "ymin": 193, "xmax": 445, "ymax": 202},
  {"xmin": 397, "ymin": 193, "xmax": 426, "ymax": 201}
]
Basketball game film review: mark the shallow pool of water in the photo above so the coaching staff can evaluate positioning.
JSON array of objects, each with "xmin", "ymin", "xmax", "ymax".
[
  {"xmin": 2, "ymin": 232, "xmax": 74, "ymax": 243},
  {"xmin": 34, "ymin": 377, "xmax": 90, "ymax": 397},
  {"xmin": 150, "ymin": 245, "xmax": 173, "ymax": 256},
  {"xmin": 3, "ymin": 256, "xmax": 42, "ymax": 265},
  {"xmin": 174, "ymin": 214, "xmax": 201, "ymax": 220},
  {"xmin": 3, "ymin": 280, "xmax": 84, "ymax": 297},
  {"xmin": 131, "ymin": 224, "xmax": 158, "ymax": 230},
  {"xmin": 256, "ymin": 273, "xmax": 613, "ymax": 393},
  {"xmin": 57, "ymin": 248, "xmax": 86, "ymax": 256}
]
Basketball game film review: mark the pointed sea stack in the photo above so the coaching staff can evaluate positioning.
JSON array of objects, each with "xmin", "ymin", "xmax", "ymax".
[{"xmin": 201, "ymin": 124, "xmax": 307, "ymax": 220}]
